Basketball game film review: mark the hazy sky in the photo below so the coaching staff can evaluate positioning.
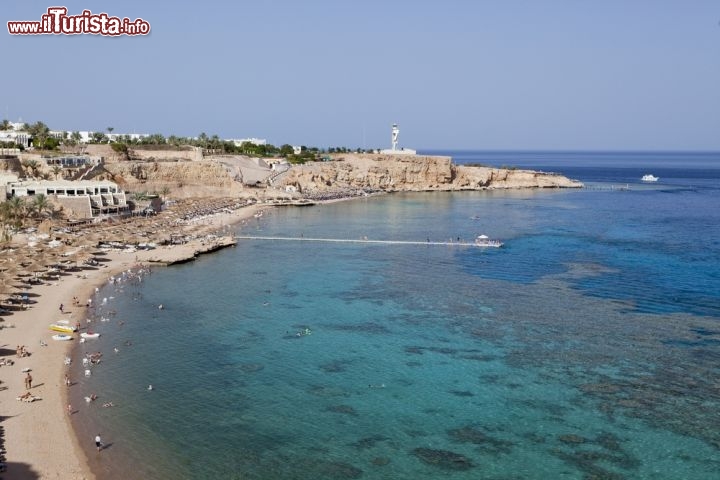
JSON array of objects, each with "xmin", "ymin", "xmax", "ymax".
[{"xmin": 2, "ymin": 1, "xmax": 719, "ymax": 150}]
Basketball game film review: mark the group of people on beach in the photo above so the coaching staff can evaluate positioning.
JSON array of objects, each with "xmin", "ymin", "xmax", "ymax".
[{"xmin": 16, "ymin": 345, "xmax": 30, "ymax": 358}]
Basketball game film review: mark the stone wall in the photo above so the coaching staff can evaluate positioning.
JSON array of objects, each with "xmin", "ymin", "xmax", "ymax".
[
  {"xmin": 84, "ymin": 144, "xmax": 202, "ymax": 162},
  {"xmin": 129, "ymin": 147, "xmax": 202, "ymax": 162},
  {"xmin": 54, "ymin": 195, "xmax": 92, "ymax": 219}
]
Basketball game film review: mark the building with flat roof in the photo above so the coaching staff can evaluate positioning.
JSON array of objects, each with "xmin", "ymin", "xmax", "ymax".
[
  {"xmin": 107, "ymin": 133, "xmax": 150, "ymax": 142},
  {"xmin": 6, "ymin": 179, "xmax": 129, "ymax": 218},
  {"xmin": 229, "ymin": 137, "xmax": 267, "ymax": 147},
  {"xmin": 43, "ymin": 154, "xmax": 99, "ymax": 168},
  {"xmin": 0, "ymin": 130, "xmax": 32, "ymax": 148}
]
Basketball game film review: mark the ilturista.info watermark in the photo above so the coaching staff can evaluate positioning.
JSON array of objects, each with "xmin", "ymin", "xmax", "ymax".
[{"xmin": 7, "ymin": 7, "xmax": 150, "ymax": 36}]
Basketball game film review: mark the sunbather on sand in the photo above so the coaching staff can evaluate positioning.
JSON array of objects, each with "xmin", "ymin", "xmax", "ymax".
[{"xmin": 17, "ymin": 392, "xmax": 37, "ymax": 402}]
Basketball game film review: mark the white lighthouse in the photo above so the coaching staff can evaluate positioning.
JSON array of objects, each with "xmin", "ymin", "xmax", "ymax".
[
  {"xmin": 381, "ymin": 123, "xmax": 416, "ymax": 155},
  {"xmin": 391, "ymin": 123, "xmax": 400, "ymax": 151}
]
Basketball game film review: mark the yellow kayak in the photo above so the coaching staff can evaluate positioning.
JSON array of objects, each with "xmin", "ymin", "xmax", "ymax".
[{"xmin": 49, "ymin": 323, "xmax": 76, "ymax": 333}]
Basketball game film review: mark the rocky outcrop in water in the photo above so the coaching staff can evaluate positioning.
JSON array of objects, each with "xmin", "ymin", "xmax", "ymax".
[{"xmin": 277, "ymin": 154, "xmax": 583, "ymax": 193}]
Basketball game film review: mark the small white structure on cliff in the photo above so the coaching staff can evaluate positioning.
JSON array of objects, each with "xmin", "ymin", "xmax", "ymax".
[{"xmin": 380, "ymin": 123, "xmax": 416, "ymax": 155}]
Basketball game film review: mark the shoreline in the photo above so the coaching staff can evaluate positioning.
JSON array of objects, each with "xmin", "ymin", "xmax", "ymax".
[
  {"xmin": 1, "ymin": 186, "xmax": 518, "ymax": 478},
  {"xmin": 0, "ymin": 202, "xmax": 265, "ymax": 479}
]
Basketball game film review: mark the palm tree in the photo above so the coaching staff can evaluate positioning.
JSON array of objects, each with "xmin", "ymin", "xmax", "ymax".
[
  {"xmin": 0, "ymin": 199, "xmax": 11, "ymax": 223},
  {"xmin": 47, "ymin": 204, "xmax": 63, "ymax": 221},
  {"xmin": 0, "ymin": 201, "xmax": 15, "ymax": 243},
  {"xmin": 198, "ymin": 132, "xmax": 208, "ymax": 149},
  {"xmin": 91, "ymin": 132, "xmax": 107, "ymax": 143},
  {"xmin": 28, "ymin": 121, "xmax": 50, "ymax": 150},
  {"xmin": 0, "ymin": 224, "xmax": 12, "ymax": 243},
  {"xmin": 52, "ymin": 165, "xmax": 63, "ymax": 180},
  {"xmin": 32, "ymin": 194, "xmax": 51, "ymax": 219},
  {"xmin": 0, "ymin": 119, "xmax": 10, "ymax": 131},
  {"xmin": 132, "ymin": 191, "xmax": 148, "ymax": 202},
  {"xmin": 71, "ymin": 131, "xmax": 83, "ymax": 154},
  {"xmin": 20, "ymin": 159, "xmax": 39, "ymax": 178},
  {"xmin": 6, "ymin": 196, "xmax": 27, "ymax": 228}
]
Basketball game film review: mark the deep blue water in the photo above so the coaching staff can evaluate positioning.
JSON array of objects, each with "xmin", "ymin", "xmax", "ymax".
[{"xmin": 73, "ymin": 151, "xmax": 720, "ymax": 479}]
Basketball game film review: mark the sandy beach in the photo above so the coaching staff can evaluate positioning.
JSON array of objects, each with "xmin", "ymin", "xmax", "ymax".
[{"xmin": 0, "ymin": 200, "xmax": 265, "ymax": 479}]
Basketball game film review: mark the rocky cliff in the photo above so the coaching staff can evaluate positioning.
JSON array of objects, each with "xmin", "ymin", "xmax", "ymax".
[
  {"xmin": 276, "ymin": 154, "xmax": 583, "ymax": 193},
  {"xmin": 80, "ymin": 153, "xmax": 581, "ymax": 198},
  {"xmin": 97, "ymin": 160, "xmax": 246, "ymax": 197}
]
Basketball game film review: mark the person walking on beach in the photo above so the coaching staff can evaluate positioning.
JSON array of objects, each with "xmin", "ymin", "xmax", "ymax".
[
  {"xmin": 95, "ymin": 434, "xmax": 103, "ymax": 451},
  {"xmin": 25, "ymin": 372, "xmax": 32, "ymax": 389}
]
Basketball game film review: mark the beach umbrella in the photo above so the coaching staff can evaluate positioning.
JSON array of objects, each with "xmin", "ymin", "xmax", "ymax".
[
  {"xmin": 0, "ymin": 272, "xmax": 16, "ymax": 295},
  {"xmin": 0, "ymin": 259, "xmax": 11, "ymax": 275},
  {"xmin": 119, "ymin": 231, "xmax": 137, "ymax": 246},
  {"xmin": 77, "ymin": 251, "xmax": 95, "ymax": 265},
  {"xmin": 31, "ymin": 249, "xmax": 51, "ymax": 267},
  {"xmin": 28, "ymin": 261, "xmax": 47, "ymax": 275},
  {"xmin": 84, "ymin": 232, "xmax": 104, "ymax": 248}
]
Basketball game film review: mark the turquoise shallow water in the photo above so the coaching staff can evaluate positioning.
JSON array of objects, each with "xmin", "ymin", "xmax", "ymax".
[{"xmin": 72, "ymin": 153, "xmax": 720, "ymax": 479}]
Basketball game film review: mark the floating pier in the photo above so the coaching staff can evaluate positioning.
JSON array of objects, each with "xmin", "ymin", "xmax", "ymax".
[{"xmin": 235, "ymin": 235, "xmax": 500, "ymax": 247}]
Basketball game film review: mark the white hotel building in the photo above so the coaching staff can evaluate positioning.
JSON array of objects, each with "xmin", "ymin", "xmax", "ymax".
[{"xmin": 7, "ymin": 179, "xmax": 129, "ymax": 218}]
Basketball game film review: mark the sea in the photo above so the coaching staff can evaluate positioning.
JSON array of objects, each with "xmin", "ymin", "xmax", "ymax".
[{"xmin": 70, "ymin": 151, "xmax": 720, "ymax": 480}]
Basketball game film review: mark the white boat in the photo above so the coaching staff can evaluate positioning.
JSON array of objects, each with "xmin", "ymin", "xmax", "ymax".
[
  {"xmin": 80, "ymin": 332, "xmax": 100, "ymax": 339},
  {"xmin": 475, "ymin": 235, "xmax": 504, "ymax": 248},
  {"xmin": 52, "ymin": 334, "xmax": 73, "ymax": 341},
  {"xmin": 641, "ymin": 174, "xmax": 659, "ymax": 182}
]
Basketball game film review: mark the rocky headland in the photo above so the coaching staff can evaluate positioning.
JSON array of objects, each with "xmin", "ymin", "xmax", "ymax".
[
  {"xmin": 273, "ymin": 154, "xmax": 583, "ymax": 195},
  {"xmin": 73, "ymin": 150, "xmax": 582, "ymax": 199}
]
